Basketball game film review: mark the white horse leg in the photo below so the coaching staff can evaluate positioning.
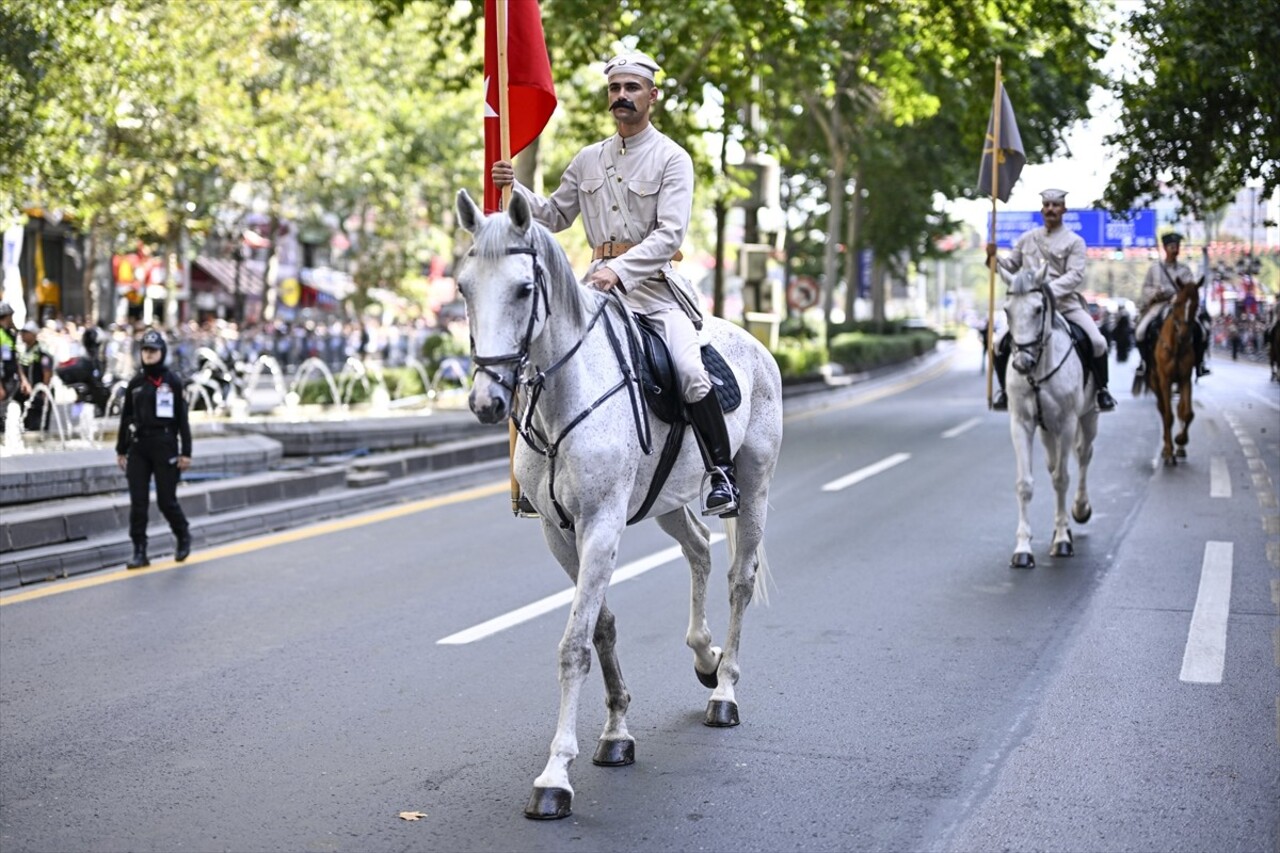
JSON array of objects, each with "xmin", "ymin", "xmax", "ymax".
[
  {"xmin": 526, "ymin": 520, "xmax": 623, "ymax": 820},
  {"xmin": 542, "ymin": 524, "xmax": 635, "ymax": 769},
  {"xmin": 1044, "ymin": 421, "xmax": 1076, "ymax": 557},
  {"xmin": 1010, "ymin": 416, "xmax": 1037, "ymax": 568},
  {"xmin": 654, "ymin": 508, "xmax": 720, "ymax": 685},
  {"xmin": 1072, "ymin": 409, "xmax": 1097, "ymax": 525}
]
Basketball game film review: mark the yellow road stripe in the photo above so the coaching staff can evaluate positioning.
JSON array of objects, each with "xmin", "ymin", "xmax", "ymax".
[{"xmin": 0, "ymin": 481, "xmax": 509, "ymax": 606}]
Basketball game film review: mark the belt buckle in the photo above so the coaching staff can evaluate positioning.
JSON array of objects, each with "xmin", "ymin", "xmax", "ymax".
[{"xmin": 603, "ymin": 240, "xmax": 617, "ymax": 259}]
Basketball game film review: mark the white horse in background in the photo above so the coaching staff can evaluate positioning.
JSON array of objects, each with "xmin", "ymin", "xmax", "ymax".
[
  {"xmin": 1000, "ymin": 264, "xmax": 1099, "ymax": 568},
  {"xmin": 454, "ymin": 189, "xmax": 784, "ymax": 819}
]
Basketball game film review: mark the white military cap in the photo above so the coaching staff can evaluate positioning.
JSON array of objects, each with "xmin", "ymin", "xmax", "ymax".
[
  {"xmin": 1040, "ymin": 188, "xmax": 1068, "ymax": 203},
  {"xmin": 604, "ymin": 52, "xmax": 661, "ymax": 83}
]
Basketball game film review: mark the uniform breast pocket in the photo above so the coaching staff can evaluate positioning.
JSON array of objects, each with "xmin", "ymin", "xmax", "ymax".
[
  {"xmin": 579, "ymin": 178, "xmax": 606, "ymax": 223},
  {"xmin": 626, "ymin": 180, "xmax": 661, "ymax": 229}
]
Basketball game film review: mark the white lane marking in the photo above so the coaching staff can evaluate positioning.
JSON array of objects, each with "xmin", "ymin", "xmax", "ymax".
[
  {"xmin": 1243, "ymin": 388, "xmax": 1280, "ymax": 412},
  {"xmin": 821, "ymin": 452, "xmax": 911, "ymax": 492},
  {"xmin": 1210, "ymin": 455, "xmax": 1232, "ymax": 498},
  {"xmin": 942, "ymin": 417, "xmax": 981, "ymax": 439},
  {"xmin": 437, "ymin": 533, "xmax": 726, "ymax": 645},
  {"xmin": 1179, "ymin": 541, "xmax": 1234, "ymax": 684}
]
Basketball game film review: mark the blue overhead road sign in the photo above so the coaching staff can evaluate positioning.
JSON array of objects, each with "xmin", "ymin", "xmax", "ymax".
[{"xmin": 989, "ymin": 209, "xmax": 1157, "ymax": 249}]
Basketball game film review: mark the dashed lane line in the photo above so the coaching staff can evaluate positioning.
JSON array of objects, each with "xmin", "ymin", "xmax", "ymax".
[
  {"xmin": 1179, "ymin": 541, "xmax": 1234, "ymax": 684},
  {"xmin": 942, "ymin": 417, "xmax": 981, "ymax": 439},
  {"xmin": 821, "ymin": 452, "xmax": 911, "ymax": 492},
  {"xmin": 436, "ymin": 533, "xmax": 726, "ymax": 645}
]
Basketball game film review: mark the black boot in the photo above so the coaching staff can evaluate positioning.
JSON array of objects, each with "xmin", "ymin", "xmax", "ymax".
[
  {"xmin": 687, "ymin": 392, "xmax": 739, "ymax": 517},
  {"xmin": 1194, "ymin": 324, "xmax": 1210, "ymax": 376},
  {"xmin": 127, "ymin": 543, "xmax": 150, "ymax": 570},
  {"xmin": 174, "ymin": 530, "xmax": 192, "ymax": 562},
  {"xmin": 1094, "ymin": 355, "xmax": 1117, "ymax": 411},
  {"xmin": 991, "ymin": 336, "xmax": 1011, "ymax": 411}
]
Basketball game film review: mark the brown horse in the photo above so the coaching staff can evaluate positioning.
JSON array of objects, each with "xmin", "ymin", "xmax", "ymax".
[{"xmin": 1142, "ymin": 279, "xmax": 1200, "ymax": 464}]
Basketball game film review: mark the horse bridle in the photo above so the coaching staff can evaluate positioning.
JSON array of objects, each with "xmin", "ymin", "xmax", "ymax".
[
  {"xmin": 1010, "ymin": 283, "xmax": 1077, "ymax": 426},
  {"xmin": 467, "ymin": 243, "xmax": 652, "ymax": 529},
  {"xmin": 469, "ymin": 245, "xmax": 549, "ymax": 392}
]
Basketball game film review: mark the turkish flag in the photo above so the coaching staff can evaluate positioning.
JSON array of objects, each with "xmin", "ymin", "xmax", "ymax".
[{"xmin": 484, "ymin": 0, "xmax": 557, "ymax": 213}]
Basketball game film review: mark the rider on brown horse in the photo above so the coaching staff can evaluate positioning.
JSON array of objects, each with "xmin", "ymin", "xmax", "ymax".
[{"xmin": 1134, "ymin": 232, "xmax": 1210, "ymax": 381}]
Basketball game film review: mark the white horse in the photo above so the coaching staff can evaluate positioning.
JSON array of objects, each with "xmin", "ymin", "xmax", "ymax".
[
  {"xmin": 1000, "ymin": 264, "xmax": 1098, "ymax": 569},
  {"xmin": 454, "ymin": 189, "xmax": 783, "ymax": 820}
]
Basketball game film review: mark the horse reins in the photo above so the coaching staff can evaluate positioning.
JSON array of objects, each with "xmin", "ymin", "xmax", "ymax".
[{"xmin": 469, "ymin": 244, "xmax": 652, "ymax": 530}]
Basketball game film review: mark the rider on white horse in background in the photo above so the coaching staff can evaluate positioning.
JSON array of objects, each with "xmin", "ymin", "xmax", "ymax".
[
  {"xmin": 986, "ymin": 188, "xmax": 1118, "ymax": 413},
  {"xmin": 491, "ymin": 50, "xmax": 739, "ymax": 518},
  {"xmin": 1135, "ymin": 231, "xmax": 1210, "ymax": 380}
]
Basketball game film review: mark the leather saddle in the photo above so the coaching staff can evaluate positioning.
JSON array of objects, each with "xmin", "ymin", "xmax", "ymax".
[
  {"xmin": 633, "ymin": 314, "xmax": 741, "ymax": 423},
  {"xmin": 1065, "ymin": 320, "xmax": 1093, "ymax": 387}
]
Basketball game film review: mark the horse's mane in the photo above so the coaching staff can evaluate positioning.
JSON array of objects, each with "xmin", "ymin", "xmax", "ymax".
[{"xmin": 471, "ymin": 210, "xmax": 598, "ymax": 330}]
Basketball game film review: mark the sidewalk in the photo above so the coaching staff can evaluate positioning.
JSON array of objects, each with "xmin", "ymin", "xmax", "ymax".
[{"xmin": 0, "ymin": 345, "xmax": 955, "ymax": 591}]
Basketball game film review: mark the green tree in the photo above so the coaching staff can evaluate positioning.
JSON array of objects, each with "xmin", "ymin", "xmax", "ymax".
[{"xmin": 1103, "ymin": 0, "xmax": 1280, "ymax": 217}]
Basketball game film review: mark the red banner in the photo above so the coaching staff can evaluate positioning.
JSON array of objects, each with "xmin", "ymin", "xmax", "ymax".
[{"xmin": 484, "ymin": 0, "xmax": 557, "ymax": 213}]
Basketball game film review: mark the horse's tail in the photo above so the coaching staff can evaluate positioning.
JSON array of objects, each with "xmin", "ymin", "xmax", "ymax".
[{"xmin": 722, "ymin": 516, "xmax": 773, "ymax": 607}]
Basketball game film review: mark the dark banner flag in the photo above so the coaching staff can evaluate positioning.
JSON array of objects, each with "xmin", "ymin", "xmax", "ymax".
[
  {"xmin": 978, "ymin": 84, "xmax": 1025, "ymax": 203},
  {"xmin": 484, "ymin": 0, "xmax": 557, "ymax": 213}
]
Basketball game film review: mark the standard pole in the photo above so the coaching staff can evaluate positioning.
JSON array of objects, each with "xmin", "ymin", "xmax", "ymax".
[
  {"xmin": 985, "ymin": 59, "xmax": 1003, "ymax": 410},
  {"xmin": 495, "ymin": 0, "xmax": 521, "ymax": 512}
]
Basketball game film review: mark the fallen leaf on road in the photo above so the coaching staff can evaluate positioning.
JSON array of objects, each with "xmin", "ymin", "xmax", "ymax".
[{"xmin": 398, "ymin": 811, "xmax": 427, "ymax": 821}]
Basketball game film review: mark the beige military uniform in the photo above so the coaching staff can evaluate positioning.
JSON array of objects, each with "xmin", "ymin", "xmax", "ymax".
[
  {"xmin": 512, "ymin": 124, "xmax": 710, "ymax": 402},
  {"xmin": 996, "ymin": 225, "xmax": 1105, "ymax": 356}
]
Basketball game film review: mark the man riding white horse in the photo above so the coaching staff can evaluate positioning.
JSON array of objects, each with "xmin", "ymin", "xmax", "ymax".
[
  {"xmin": 491, "ymin": 50, "xmax": 738, "ymax": 517},
  {"xmin": 986, "ymin": 188, "xmax": 1118, "ymax": 412},
  {"xmin": 1134, "ymin": 231, "xmax": 1210, "ymax": 381}
]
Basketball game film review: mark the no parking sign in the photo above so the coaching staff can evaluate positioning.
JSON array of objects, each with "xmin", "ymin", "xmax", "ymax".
[{"xmin": 786, "ymin": 276, "xmax": 819, "ymax": 311}]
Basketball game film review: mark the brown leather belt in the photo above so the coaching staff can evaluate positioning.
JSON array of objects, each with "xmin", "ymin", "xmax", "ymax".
[{"xmin": 592, "ymin": 240, "xmax": 683, "ymax": 262}]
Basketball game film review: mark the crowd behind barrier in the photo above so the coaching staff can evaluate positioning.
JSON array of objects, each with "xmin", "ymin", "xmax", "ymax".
[{"xmin": 22, "ymin": 316, "xmax": 460, "ymax": 387}]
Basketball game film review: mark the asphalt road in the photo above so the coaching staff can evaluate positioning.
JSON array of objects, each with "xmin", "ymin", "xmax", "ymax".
[{"xmin": 2, "ymin": 340, "xmax": 1277, "ymax": 853}]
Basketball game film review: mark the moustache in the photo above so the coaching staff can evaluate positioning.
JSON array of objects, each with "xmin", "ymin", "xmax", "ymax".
[{"xmin": 609, "ymin": 98, "xmax": 637, "ymax": 112}]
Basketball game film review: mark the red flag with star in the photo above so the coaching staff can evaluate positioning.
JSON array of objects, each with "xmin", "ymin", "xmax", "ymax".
[{"xmin": 484, "ymin": 0, "xmax": 557, "ymax": 213}]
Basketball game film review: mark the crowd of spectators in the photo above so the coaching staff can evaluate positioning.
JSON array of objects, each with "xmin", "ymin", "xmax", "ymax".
[{"xmin": 22, "ymin": 314, "xmax": 461, "ymax": 385}]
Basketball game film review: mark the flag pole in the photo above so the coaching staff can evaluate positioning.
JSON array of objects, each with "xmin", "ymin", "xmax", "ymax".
[
  {"xmin": 493, "ymin": 0, "xmax": 520, "ymax": 513},
  {"xmin": 497, "ymin": 0, "xmax": 513, "ymax": 210},
  {"xmin": 985, "ymin": 58, "xmax": 1002, "ymax": 410}
]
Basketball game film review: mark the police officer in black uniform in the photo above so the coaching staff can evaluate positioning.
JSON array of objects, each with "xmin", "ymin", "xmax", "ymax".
[{"xmin": 115, "ymin": 329, "xmax": 193, "ymax": 569}]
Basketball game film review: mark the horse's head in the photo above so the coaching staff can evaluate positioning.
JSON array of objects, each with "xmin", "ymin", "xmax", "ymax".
[
  {"xmin": 454, "ymin": 188, "xmax": 587, "ymax": 424},
  {"xmin": 1001, "ymin": 263, "xmax": 1054, "ymax": 374}
]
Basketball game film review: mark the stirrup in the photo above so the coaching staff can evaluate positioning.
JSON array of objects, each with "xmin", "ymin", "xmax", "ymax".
[
  {"xmin": 991, "ymin": 390, "xmax": 1008, "ymax": 411},
  {"xmin": 513, "ymin": 494, "xmax": 540, "ymax": 519},
  {"xmin": 702, "ymin": 469, "xmax": 739, "ymax": 518},
  {"xmin": 1196, "ymin": 364, "xmax": 1210, "ymax": 377},
  {"xmin": 1097, "ymin": 388, "xmax": 1117, "ymax": 411}
]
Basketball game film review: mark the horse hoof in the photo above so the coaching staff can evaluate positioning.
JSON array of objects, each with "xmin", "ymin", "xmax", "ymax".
[
  {"xmin": 695, "ymin": 647, "xmax": 721, "ymax": 689},
  {"xmin": 1176, "ymin": 447, "xmax": 1187, "ymax": 458},
  {"xmin": 1163, "ymin": 456, "xmax": 1176, "ymax": 467},
  {"xmin": 704, "ymin": 699, "xmax": 740, "ymax": 728},
  {"xmin": 592, "ymin": 738, "xmax": 635, "ymax": 767},
  {"xmin": 524, "ymin": 786, "xmax": 573, "ymax": 820},
  {"xmin": 1010, "ymin": 552, "xmax": 1035, "ymax": 569},
  {"xmin": 1072, "ymin": 504, "xmax": 1092, "ymax": 524},
  {"xmin": 1052, "ymin": 540, "xmax": 1074, "ymax": 558}
]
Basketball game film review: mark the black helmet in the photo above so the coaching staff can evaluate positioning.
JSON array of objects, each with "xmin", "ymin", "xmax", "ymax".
[{"xmin": 139, "ymin": 329, "xmax": 168, "ymax": 365}]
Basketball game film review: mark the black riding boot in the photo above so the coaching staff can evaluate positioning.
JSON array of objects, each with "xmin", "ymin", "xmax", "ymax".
[
  {"xmin": 991, "ymin": 337, "xmax": 1011, "ymax": 410},
  {"xmin": 174, "ymin": 529, "xmax": 192, "ymax": 562},
  {"xmin": 1194, "ymin": 324, "xmax": 1211, "ymax": 377},
  {"xmin": 127, "ymin": 541, "xmax": 150, "ymax": 570},
  {"xmin": 1094, "ymin": 355, "xmax": 1117, "ymax": 411},
  {"xmin": 688, "ymin": 392, "xmax": 739, "ymax": 517}
]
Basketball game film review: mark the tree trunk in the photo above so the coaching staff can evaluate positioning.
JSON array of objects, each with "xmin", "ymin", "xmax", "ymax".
[
  {"xmin": 82, "ymin": 226, "xmax": 99, "ymax": 327},
  {"xmin": 843, "ymin": 165, "xmax": 864, "ymax": 322}
]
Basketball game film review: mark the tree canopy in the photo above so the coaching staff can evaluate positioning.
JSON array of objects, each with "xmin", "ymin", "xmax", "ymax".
[{"xmin": 1102, "ymin": 0, "xmax": 1280, "ymax": 217}]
